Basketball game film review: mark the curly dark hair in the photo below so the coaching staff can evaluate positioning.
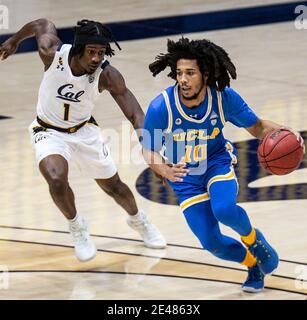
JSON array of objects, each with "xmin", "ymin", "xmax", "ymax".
[
  {"xmin": 149, "ymin": 37, "xmax": 237, "ymax": 91},
  {"xmin": 71, "ymin": 19, "xmax": 121, "ymax": 57}
]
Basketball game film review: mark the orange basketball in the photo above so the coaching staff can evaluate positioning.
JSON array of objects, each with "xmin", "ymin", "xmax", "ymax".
[{"xmin": 257, "ymin": 128, "xmax": 304, "ymax": 175}]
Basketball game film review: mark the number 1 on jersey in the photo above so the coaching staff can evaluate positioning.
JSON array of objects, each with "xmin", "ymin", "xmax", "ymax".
[{"xmin": 63, "ymin": 103, "xmax": 70, "ymax": 121}]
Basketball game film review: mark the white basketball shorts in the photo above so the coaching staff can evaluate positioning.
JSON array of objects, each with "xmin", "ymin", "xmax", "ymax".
[{"xmin": 28, "ymin": 119, "xmax": 117, "ymax": 179}]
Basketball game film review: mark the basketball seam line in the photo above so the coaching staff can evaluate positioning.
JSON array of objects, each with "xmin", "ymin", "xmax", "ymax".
[
  {"xmin": 260, "ymin": 145, "xmax": 302, "ymax": 164},
  {"xmin": 261, "ymin": 131, "xmax": 270, "ymax": 170},
  {"xmin": 263, "ymin": 131, "xmax": 292, "ymax": 158}
]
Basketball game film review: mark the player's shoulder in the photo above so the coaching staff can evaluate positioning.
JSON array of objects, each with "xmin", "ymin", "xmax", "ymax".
[
  {"xmin": 99, "ymin": 64, "xmax": 121, "ymax": 82},
  {"xmin": 145, "ymin": 89, "xmax": 170, "ymax": 129},
  {"xmin": 149, "ymin": 85, "xmax": 174, "ymax": 111},
  {"xmin": 220, "ymin": 86, "xmax": 245, "ymax": 110},
  {"xmin": 220, "ymin": 86, "xmax": 237, "ymax": 99},
  {"xmin": 98, "ymin": 64, "xmax": 124, "ymax": 93},
  {"xmin": 147, "ymin": 94, "xmax": 167, "ymax": 118},
  {"xmin": 149, "ymin": 92, "xmax": 165, "ymax": 109},
  {"xmin": 208, "ymin": 85, "xmax": 237, "ymax": 100}
]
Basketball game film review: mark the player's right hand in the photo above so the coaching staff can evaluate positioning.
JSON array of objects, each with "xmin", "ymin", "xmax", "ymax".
[
  {"xmin": 280, "ymin": 126, "xmax": 305, "ymax": 154},
  {"xmin": 164, "ymin": 161, "xmax": 190, "ymax": 182},
  {"xmin": 0, "ymin": 37, "xmax": 19, "ymax": 61}
]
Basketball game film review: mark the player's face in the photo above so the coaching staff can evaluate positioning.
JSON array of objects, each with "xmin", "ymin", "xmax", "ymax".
[
  {"xmin": 176, "ymin": 59, "xmax": 205, "ymax": 101},
  {"xmin": 79, "ymin": 44, "xmax": 107, "ymax": 74}
]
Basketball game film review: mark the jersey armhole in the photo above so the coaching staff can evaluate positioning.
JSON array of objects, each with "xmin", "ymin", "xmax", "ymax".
[
  {"xmin": 96, "ymin": 60, "xmax": 110, "ymax": 94},
  {"xmin": 43, "ymin": 44, "xmax": 63, "ymax": 76},
  {"xmin": 101, "ymin": 59, "xmax": 110, "ymax": 70},
  {"xmin": 56, "ymin": 43, "xmax": 64, "ymax": 52}
]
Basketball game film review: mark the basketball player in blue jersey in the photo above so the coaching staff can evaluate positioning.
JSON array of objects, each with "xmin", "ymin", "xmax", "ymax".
[
  {"xmin": 0, "ymin": 19, "xmax": 166, "ymax": 262},
  {"xmin": 142, "ymin": 38, "xmax": 304, "ymax": 292}
]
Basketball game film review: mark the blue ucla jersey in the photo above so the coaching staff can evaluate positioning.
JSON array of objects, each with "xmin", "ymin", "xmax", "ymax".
[{"xmin": 142, "ymin": 84, "xmax": 258, "ymax": 175}]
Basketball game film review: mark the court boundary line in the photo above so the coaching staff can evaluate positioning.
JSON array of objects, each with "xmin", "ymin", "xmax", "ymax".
[
  {"xmin": 0, "ymin": 224, "xmax": 306, "ymax": 266},
  {"xmin": 0, "ymin": 237, "xmax": 306, "ymax": 297},
  {"xmin": 6, "ymin": 270, "xmax": 307, "ymax": 298}
]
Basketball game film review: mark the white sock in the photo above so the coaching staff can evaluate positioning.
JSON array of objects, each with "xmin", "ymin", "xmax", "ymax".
[
  {"xmin": 129, "ymin": 210, "xmax": 144, "ymax": 221},
  {"xmin": 69, "ymin": 213, "xmax": 83, "ymax": 228}
]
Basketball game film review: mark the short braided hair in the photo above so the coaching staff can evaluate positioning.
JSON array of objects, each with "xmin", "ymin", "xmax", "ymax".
[{"xmin": 71, "ymin": 19, "xmax": 121, "ymax": 57}]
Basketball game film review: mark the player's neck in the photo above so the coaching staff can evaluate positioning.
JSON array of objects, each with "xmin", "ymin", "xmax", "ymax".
[{"xmin": 180, "ymin": 85, "xmax": 207, "ymax": 108}]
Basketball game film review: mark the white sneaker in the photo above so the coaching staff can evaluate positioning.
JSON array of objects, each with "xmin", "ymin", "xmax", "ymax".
[
  {"xmin": 127, "ymin": 211, "xmax": 167, "ymax": 249},
  {"xmin": 69, "ymin": 217, "xmax": 97, "ymax": 262}
]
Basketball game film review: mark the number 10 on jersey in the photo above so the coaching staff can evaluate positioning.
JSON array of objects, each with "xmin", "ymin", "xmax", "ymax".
[{"xmin": 183, "ymin": 144, "xmax": 207, "ymax": 163}]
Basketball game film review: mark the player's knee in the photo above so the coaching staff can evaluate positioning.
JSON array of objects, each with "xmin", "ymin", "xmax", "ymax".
[
  {"xmin": 48, "ymin": 177, "xmax": 68, "ymax": 194},
  {"xmin": 212, "ymin": 201, "xmax": 237, "ymax": 225}
]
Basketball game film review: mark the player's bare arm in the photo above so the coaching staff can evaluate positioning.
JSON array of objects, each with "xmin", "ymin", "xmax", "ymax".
[
  {"xmin": 245, "ymin": 119, "xmax": 281, "ymax": 139},
  {"xmin": 246, "ymin": 119, "xmax": 304, "ymax": 151},
  {"xmin": 0, "ymin": 18, "xmax": 61, "ymax": 70},
  {"xmin": 142, "ymin": 148, "xmax": 189, "ymax": 183},
  {"xmin": 99, "ymin": 65, "xmax": 144, "ymax": 134}
]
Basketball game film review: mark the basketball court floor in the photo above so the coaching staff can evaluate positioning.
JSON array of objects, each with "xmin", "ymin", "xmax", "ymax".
[{"xmin": 0, "ymin": 0, "xmax": 306, "ymax": 299}]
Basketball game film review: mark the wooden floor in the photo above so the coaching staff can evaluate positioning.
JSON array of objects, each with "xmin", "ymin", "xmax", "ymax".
[{"xmin": 0, "ymin": 0, "xmax": 306, "ymax": 299}]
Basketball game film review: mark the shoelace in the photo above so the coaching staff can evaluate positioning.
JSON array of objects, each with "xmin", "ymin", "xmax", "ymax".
[
  {"xmin": 130, "ymin": 218, "xmax": 148, "ymax": 227},
  {"xmin": 129, "ymin": 213, "xmax": 149, "ymax": 227},
  {"xmin": 71, "ymin": 227, "xmax": 88, "ymax": 246},
  {"xmin": 250, "ymin": 234, "xmax": 272, "ymax": 264},
  {"xmin": 249, "ymin": 266, "xmax": 264, "ymax": 281},
  {"xmin": 129, "ymin": 217, "xmax": 158, "ymax": 239}
]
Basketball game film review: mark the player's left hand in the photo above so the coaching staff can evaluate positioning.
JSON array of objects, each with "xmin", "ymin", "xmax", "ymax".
[{"xmin": 281, "ymin": 127, "xmax": 305, "ymax": 154}]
